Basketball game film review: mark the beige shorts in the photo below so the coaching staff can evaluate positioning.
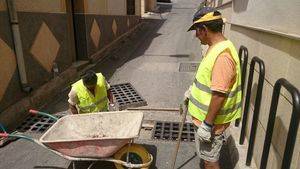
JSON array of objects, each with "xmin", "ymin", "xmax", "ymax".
[{"xmin": 194, "ymin": 128, "xmax": 227, "ymax": 162}]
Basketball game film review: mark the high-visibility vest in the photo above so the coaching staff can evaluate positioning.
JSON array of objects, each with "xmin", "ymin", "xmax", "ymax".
[
  {"xmin": 188, "ymin": 40, "xmax": 242, "ymax": 124},
  {"xmin": 72, "ymin": 73, "xmax": 108, "ymax": 113}
]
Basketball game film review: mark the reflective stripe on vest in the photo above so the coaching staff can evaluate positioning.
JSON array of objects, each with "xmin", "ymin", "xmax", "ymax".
[
  {"xmin": 188, "ymin": 40, "xmax": 242, "ymax": 124},
  {"xmin": 78, "ymin": 96, "xmax": 108, "ymax": 111},
  {"xmin": 72, "ymin": 73, "xmax": 108, "ymax": 113},
  {"xmin": 189, "ymin": 95, "xmax": 242, "ymax": 115},
  {"xmin": 193, "ymin": 78, "xmax": 242, "ymax": 98}
]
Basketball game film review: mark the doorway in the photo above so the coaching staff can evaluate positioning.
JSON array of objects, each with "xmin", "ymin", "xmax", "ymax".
[{"xmin": 127, "ymin": 0, "xmax": 135, "ymax": 15}]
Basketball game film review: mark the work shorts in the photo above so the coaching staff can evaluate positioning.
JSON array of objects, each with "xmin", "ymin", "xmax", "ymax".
[{"xmin": 194, "ymin": 127, "xmax": 228, "ymax": 162}]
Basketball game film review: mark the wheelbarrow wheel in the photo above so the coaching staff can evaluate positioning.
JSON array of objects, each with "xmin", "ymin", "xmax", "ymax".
[{"xmin": 114, "ymin": 144, "xmax": 151, "ymax": 169}]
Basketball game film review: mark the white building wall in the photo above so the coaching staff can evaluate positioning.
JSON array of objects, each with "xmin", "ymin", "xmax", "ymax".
[{"xmin": 208, "ymin": 0, "xmax": 300, "ymax": 168}]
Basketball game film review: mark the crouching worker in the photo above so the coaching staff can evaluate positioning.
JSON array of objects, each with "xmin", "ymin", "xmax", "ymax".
[{"xmin": 68, "ymin": 70, "xmax": 114, "ymax": 114}]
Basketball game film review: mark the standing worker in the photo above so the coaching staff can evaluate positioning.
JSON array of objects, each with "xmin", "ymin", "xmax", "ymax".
[
  {"xmin": 68, "ymin": 70, "xmax": 114, "ymax": 114},
  {"xmin": 186, "ymin": 7, "xmax": 242, "ymax": 169}
]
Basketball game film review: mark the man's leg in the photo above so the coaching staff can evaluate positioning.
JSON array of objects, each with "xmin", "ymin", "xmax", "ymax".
[
  {"xmin": 204, "ymin": 160, "xmax": 220, "ymax": 169},
  {"xmin": 195, "ymin": 130, "xmax": 225, "ymax": 169}
]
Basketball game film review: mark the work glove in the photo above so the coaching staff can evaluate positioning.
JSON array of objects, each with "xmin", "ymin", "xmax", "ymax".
[
  {"xmin": 109, "ymin": 103, "xmax": 117, "ymax": 111},
  {"xmin": 197, "ymin": 121, "xmax": 213, "ymax": 142}
]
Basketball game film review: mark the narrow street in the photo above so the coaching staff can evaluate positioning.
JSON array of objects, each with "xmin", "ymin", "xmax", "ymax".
[
  {"xmin": 1, "ymin": 0, "xmax": 299, "ymax": 168},
  {"xmin": 99, "ymin": 0, "xmax": 202, "ymax": 109}
]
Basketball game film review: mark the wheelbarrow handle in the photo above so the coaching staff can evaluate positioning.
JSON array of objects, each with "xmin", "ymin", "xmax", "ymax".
[
  {"xmin": 0, "ymin": 133, "xmax": 9, "ymax": 137},
  {"xmin": 0, "ymin": 132, "xmax": 35, "ymax": 142},
  {"xmin": 29, "ymin": 109, "xmax": 59, "ymax": 121},
  {"xmin": 0, "ymin": 123, "xmax": 29, "ymax": 141}
]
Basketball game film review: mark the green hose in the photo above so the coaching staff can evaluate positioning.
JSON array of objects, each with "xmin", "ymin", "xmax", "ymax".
[
  {"xmin": 7, "ymin": 134, "xmax": 34, "ymax": 142},
  {"xmin": 29, "ymin": 109, "xmax": 59, "ymax": 121},
  {"xmin": 0, "ymin": 123, "xmax": 7, "ymax": 133},
  {"xmin": 36, "ymin": 111, "xmax": 59, "ymax": 121}
]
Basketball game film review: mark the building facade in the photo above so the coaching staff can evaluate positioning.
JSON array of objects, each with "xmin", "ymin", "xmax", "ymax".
[
  {"xmin": 0, "ymin": 0, "xmax": 142, "ymax": 127},
  {"xmin": 208, "ymin": 0, "xmax": 300, "ymax": 168}
]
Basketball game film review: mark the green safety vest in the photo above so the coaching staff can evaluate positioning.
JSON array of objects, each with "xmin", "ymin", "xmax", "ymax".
[
  {"xmin": 188, "ymin": 40, "xmax": 242, "ymax": 124},
  {"xmin": 72, "ymin": 73, "xmax": 108, "ymax": 113}
]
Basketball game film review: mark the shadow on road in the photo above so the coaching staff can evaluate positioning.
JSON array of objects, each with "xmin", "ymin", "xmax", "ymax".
[
  {"xmin": 92, "ymin": 18, "xmax": 166, "ymax": 81},
  {"xmin": 177, "ymin": 152, "xmax": 197, "ymax": 169},
  {"xmin": 220, "ymin": 135, "xmax": 239, "ymax": 169}
]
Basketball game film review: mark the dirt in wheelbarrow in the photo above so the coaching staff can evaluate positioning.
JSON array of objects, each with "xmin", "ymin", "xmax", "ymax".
[{"xmin": 88, "ymin": 134, "xmax": 107, "ymax": 138}]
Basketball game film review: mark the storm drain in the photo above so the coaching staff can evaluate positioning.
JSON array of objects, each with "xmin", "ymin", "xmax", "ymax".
[
  {"xmin": 110, "ymin": 83, "xmax": 147, "ymax": 110},
  {"xmin": 16, "ymin": 114, "xmax": 63, "ymax": 133},
  {"xmin": 179, "ymin": 62, "xmax": 199, "ymax": 72},
  {"xmin": 152, "ymin": 121, "xmax": 195, "ymax": 142}
]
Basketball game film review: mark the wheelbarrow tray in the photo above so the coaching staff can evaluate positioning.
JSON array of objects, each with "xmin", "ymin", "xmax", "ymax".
[{"xmin": 40, "ymin": 111, "xmax": 143, "ymax": 158}]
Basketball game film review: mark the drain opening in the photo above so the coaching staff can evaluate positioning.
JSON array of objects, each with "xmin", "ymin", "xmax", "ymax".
[
  {"xmin": 110, "ymin": 83, "xmax": 147, "ymax": 110},
  {"xmin": 16, "ymin": 114, "xmax": 64, "ymax": 133},
  {"xmin": 179, "ymin": 62, "xmax": 199, "ymax": 72},
  {"xmin": 152, "ymin": 121, "xmax": 195, "ymax": 142}
]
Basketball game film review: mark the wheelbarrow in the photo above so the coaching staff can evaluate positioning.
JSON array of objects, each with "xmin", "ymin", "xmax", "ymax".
[{"xmin": 0, "ymin": 110, "xmax": 153, "ymax": 169}]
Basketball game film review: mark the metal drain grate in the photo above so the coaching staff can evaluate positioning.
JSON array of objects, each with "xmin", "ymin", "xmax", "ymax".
[
  {"xmin": 16, "ymin": 114, "xmax": 63, "ymax": 133},
  {"xmin": 152, "ymin": 121, "xmax": 195, "ymax": 142},
  {"xmin": 179, "ymin": 63, "xmax": 199, "ymax": 72},
  {"xmin": 110, "ymin": 83, "xmax": 147, "ymax": 110}
]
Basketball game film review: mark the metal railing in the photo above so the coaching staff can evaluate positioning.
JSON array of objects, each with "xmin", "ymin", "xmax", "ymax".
[
  {"xmin": 235, "ymin": 46, "xmax": 249, "ymax": 127},
  {"xmin": 260, "ymin": 78, "xmax": 300, "ymax": 169},
  {"xmin": 239, "ymin": 46, "xmax": 249, "ymax": 97},
  {"xmin": 239, "ymin": 57, "xmax": 265, "ymax": 147}
]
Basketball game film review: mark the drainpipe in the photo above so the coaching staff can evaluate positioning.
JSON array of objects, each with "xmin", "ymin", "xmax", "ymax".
[{"xmin": 6, "ymin": 0, "xmax": 32, "ymax": 92}]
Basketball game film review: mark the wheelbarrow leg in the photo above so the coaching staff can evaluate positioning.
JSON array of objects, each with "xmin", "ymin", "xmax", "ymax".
[
  {"xmin": 72, "ymin": 161, "xmax": 76, "ymax": 169},
  {"xmin": 126, "ymin": 140, "xmax": 133, "ymax": 169},
  {"xmin": 72, "ymin": 161, "xmax": 95, "ymax": 169},
  {"xmin": 87, "ymin": 162, "xmax": 96, "ymax": 169}
]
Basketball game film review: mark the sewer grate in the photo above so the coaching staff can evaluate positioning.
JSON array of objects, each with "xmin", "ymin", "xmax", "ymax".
[
  {"xmin": 110, "ymin": 83, "xmax": 147, "ymax": 110},
  {"xmin": 16, "ymin": 114, "xmax": 64, "ymax": 133},
  {"xmin": 179, "ymin": 62, "xmax": 199, "ymax": 72},
  {"xmin": 152, "ymin": 121, "xmax": 195, "ymax": 142}
]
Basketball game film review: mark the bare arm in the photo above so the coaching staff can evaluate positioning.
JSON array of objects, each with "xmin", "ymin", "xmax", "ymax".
[
  {"xmin": 107, "ymin": 90, "xmax": 114, "ymax": 104},
  {"xmin": 69, "ymin": 104, "xmax": 78, "ymax": 114},
  {"xmin": 204, "ymin": 91, "xmax": 227, "ymax": 125},
  {"xmin": 206, "ymin": 52, "xmax": 236, "ymax": 125},
  {"xmin": 68, "ymin": 89, "xmax": 79, "ymax": 114}
]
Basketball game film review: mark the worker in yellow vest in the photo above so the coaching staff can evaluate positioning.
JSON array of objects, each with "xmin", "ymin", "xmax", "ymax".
[
  {"xmin": 68, "ymin": 70, "xmax": 114, "ymax": 114},
  {"xmin": 186, "ymin": 7, "xmax": 241, "ymax": 169}
]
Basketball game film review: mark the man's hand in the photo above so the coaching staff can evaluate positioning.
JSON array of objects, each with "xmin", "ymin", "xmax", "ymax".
[
  {"xmin": 197, "ymin": 121, "xmax": 213, "ymax": 142},
  {"xmin": 183, "ymin": 86, "xmax": 192, "ymax": 102},
  {"xmin": 109, "ymin": 103, "xmax": 117, "ymax": 111},
  {"xmin": 107, "ymin": 90, "xmax": 114, "ymax": 104}
]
